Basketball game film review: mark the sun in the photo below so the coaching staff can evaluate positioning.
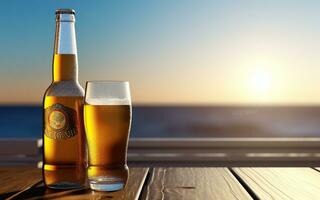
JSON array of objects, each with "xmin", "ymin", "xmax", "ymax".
[{"xmin": 250, "ymin": 69, "xmax": 272, "ymax": 94}]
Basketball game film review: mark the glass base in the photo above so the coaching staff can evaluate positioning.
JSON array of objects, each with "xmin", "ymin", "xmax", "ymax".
[
  {"xmin": 88, "ymin": 165, "xmax": 129, "ymax": 191},
  {"xmin": 89, "ymin": 176, "xmax": 125, "ymax": 191},
  {"xmin": 46, "ymin": 182, "xmax": 84, "ymax": 190}
]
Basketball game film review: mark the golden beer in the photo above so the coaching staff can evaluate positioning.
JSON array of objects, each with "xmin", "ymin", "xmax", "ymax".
[
  {"xmin": 52, "ymin": 54, "xmax": 78, "ymax": 81},
  {"xmin": 84, "ymin": 104, "xmax": 131, "ymax": 179},
  {"xmin": 43, "ymin": 96, "xmax": 86, "ymax": 187},
  {"xmin": 43, "ymin": 9, "xmax": 86, "ymax": 189}
]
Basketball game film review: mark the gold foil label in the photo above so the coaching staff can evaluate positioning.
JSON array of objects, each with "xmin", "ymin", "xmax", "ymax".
[{"xmin": 45, "ymin": 103, "xmax": 78, "ymax": 139}]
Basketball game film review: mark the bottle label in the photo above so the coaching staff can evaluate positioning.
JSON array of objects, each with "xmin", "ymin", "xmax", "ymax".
[{"xmin": 44, "ymin": 103, "xmax": 78, "ymax": 139}]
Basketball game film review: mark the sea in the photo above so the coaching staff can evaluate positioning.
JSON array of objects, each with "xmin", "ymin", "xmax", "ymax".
[{"xmin": 1, "ymin": 105, "xmax": 320, "ymax": 138}]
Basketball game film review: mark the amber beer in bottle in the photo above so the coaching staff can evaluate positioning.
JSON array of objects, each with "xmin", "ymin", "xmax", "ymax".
[{"xmin": 43, "ymin": 9, "xmax": 86, "ymax": 189}]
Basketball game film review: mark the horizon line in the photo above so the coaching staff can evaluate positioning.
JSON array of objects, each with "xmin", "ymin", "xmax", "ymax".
[{"xmin": 2, "ymin": 102, "xmax": 320, "ymax": 107}]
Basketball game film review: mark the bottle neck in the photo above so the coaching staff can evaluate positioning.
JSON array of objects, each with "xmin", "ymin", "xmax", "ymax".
[{"xmin": 53, "ymin": 14, "xmax": 78, "ymax": 82}]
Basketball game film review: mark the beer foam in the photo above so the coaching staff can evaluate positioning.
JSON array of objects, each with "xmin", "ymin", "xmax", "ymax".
[{"xmin": 85, "ymin": 98, "xmax": 131, "ymax": 105}]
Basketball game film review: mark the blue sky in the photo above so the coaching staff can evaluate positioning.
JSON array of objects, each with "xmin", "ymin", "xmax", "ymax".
[{"xmin": 1, "ymin": 0, "xmax": 320, "ymax": 104}]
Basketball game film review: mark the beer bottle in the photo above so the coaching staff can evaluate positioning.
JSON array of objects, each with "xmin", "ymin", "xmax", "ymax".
[{"xmin": 43, "ymin": 9, "xmax": 86, "ymax": 189}]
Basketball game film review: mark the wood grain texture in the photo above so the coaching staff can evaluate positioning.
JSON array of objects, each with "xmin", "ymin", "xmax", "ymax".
[
  {"xmin": 142, "ymin": 168, "xmax": 252, "ymax": 200},
  {"xmin": 9, "ymin": 168, "xmax": 149, "ymax": 200},
  {"xmin": 233, "ymin": 168, "xmax": 320, "ymax": 200},
  {"xmin": 0, "ymin": 167, "xmax": 41, "ymax": 199}
]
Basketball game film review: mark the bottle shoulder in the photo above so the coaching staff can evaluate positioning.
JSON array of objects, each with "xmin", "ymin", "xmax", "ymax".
[{"xmin": 45, "ymin": 81, "xmax": 84, "ymax": 97}]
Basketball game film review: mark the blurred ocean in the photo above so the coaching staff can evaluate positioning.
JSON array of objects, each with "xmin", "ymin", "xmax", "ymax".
[{"xmin": 0, "ymin": 105, "xmax": 320, "ymax": 138}]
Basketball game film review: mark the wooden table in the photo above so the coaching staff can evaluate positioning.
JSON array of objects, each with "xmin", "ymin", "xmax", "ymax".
[{"xmin": 2, "ymin": 167, "xmax": 320, "ymax": 199}]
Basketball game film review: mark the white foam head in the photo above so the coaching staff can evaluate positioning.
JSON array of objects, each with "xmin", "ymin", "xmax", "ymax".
[
  {"xmin": 85, "ymin": 98, "xmax": 131, "ymax": 105},
  {"xmin": 85, "ymin": 81, "xmax": 131, "ymax": 105}
]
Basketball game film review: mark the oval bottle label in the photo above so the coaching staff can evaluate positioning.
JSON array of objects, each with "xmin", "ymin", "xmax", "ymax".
[{"xmin": 44, "ymin": 103, "xmax": 78, "ymax": 139}]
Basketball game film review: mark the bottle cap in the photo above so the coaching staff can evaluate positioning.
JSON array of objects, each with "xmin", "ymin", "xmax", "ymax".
[
  {"xmin": 55, "ymin": 9, "xmax": 75, "ymax": 15},
  {"xmin": 55, "ymin": 9, "xmax": 76, "ymax": 22}
]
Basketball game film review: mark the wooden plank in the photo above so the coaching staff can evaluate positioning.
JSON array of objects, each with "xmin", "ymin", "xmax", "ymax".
[
  {"xmin": 0, "ymin": 139, "xmax": 40, "ymax": 155},
  {"xmin": 0, "ymin": 167, "xmax": 41, "ymax": 199},
  {"xmin": 10, "ymin": 168, "xmax": 149, "ymax": 200},
  {"xmin": 232, "ymin": 168, "xmax": 320, "ymax": 200},
  {"xmin": 128, "ymin": 151, "xmax": 320, "ymax": 167},
  {"xmin": 142, "ymin": 168, "xmax": 252, "ymax": 200},
  {"xmin": 3, "ymin": 138, "xmax": 320, "ymax": 166},
  {"xmin": 5, "ymin": 137, "xmax": 319, "ymax": 154},
  {"xmin": 129, "ymin": 138, "xmax": 320, "ymax": 166},
  {"xmin": 0, "ymin": 139, "xmax": 41, "ymax": 167},
  {"xmin": 129, "ymin": 137, "xmax": 320, "ymax": 149}
]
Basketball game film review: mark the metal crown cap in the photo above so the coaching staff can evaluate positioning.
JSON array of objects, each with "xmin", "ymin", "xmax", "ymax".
[
  {"xmin": 55, "ymin": 9, "xmax": 76, "ymax": 22},
  {"xmin": 55, "ymin": 9, "xmax": 75, "ymax": 15}
]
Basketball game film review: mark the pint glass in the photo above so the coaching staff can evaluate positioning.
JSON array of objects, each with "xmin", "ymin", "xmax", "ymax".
[{"xmin": 84, "ymin": 81, "xmax": 131, "ymax": 191}]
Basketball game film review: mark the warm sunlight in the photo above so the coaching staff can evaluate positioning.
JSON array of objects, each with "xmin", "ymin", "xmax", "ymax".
[
  {"xmin": 245, "ymin": 66, "xmax": 275, "ymax": 103},
  {"xmin": 250, "ymin": 69, "xmax": 272, "ymax": 94}
]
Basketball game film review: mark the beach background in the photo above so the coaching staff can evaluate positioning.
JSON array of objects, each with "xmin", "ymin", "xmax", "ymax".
[{"xmin": 2, "ymin": 1, "xmax": 320, "ymax": 140}]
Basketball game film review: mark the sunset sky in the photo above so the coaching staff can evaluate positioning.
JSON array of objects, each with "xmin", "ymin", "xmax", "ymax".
[{"xmin": 1, "ymin": 1, "xmax": 320, "ymax": 105}]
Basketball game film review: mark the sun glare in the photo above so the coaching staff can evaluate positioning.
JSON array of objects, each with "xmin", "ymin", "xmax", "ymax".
[{"xmin": 251, "ymin": 69, "xmax": 271, "ymax": 93}]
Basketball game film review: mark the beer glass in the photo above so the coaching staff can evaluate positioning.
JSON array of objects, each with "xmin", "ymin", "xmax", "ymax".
[{"xmin": 84, "ymin": 81, "xmax": 131, "ymax": 191}]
